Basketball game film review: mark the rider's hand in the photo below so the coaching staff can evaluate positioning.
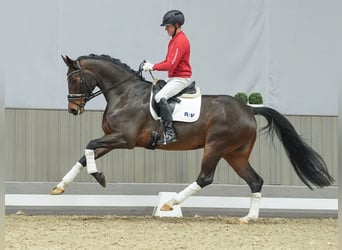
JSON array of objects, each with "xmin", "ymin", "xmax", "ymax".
[{"xmin": 142, "ymin": 61, "xmax": 154, "ymax": 71}]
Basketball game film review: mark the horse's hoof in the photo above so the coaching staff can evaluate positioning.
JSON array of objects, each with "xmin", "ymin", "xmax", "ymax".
[
  {"xmin": 239, "ymin": 218, "xmax": 249, "ymax": 224},
  {"xmin": 91, "ymin": 172, "xmax": 106, "ymax": 187},
  {"xmin": 239, "ymin": 216, "xmax": 257, "ymax": 224},
  {"xmin": 50, "ymin": 187, "xmax": 64, "ymax": 195},
  {"xmin": 160, "ymin": 204, "xmax": 174, "ymax": 211}
]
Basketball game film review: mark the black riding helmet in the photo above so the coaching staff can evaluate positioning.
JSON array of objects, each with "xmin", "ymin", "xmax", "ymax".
[{"xmin": 160, "ymin": 10, "xmax": 185, "ymax": 26}]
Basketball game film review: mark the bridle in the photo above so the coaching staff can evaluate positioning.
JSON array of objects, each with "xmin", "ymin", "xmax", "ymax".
[
  {"xmin": 67, "ymin": 61, "xmax": 94, "ymax": 109},
  {"xmin": 67, "ymin": 60, "xmax": 144, "ymax": 108}
]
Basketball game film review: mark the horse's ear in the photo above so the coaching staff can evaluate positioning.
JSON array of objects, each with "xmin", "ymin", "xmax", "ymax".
[{"xmin": 61, "ymin": 55, "xmax": 77, "ymax": 68}]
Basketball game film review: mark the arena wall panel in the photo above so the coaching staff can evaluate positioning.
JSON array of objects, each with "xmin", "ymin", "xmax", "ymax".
[{"xmin": 5, "ymin": 109, "xmax": 337, "ymax": 186}]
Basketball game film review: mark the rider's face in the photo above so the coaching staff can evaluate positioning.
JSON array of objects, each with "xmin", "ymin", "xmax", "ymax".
[{"xmin": 165, "ymin": 25, "xmax": 175, "ymax": 37}]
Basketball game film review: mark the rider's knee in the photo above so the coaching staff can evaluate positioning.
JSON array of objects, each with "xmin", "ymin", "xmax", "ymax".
[{"xmin": 154, "ymin": 94, "xmax": 163, "ymax": 103}]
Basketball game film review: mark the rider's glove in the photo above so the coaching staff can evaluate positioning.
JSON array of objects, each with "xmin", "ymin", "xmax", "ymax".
[{"xmin": 142, "ymin": 61, "xmax": 154, "ymax": 71}]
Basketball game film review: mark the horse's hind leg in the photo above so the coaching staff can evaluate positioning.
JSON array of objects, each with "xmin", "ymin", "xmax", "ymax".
[
  {"xmin": 160, "ymin": 147, "xmax": 220, "ymax": 211},
  {"xmin": 224, "ymin": 152, "xmax": 264, "ymax": 223}
]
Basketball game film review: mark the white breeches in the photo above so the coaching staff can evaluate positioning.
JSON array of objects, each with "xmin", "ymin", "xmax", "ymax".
[{"xmin": 154, "ymin": 77, "xmax": 191, "ymax": 103}]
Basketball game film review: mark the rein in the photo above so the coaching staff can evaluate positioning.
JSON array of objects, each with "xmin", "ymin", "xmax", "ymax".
[
  {"xmin": 67, "ymin": 60, "xmax": 144, "ymax": 104},
  {"xmin": 87, "ymin": 65, "xmax": 144, "ymax": 101}
]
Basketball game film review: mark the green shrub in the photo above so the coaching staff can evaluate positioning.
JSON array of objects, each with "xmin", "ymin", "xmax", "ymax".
[
  {"xmin": 234, "ymin": 92, "xmax": 248, "ymax": 104},
  {"xmin": 248, "ymin": 92, "xmax": 263, "ymax": 104}
]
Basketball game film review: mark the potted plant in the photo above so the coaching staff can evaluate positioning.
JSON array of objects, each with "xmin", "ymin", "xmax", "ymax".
[
  {"xmin": 248, "ymin": 92, "xmax": 263, "ymax": 105},
  {"xmin": 234, "ymin": 92, "xmax": 248, "ymax": 104}
]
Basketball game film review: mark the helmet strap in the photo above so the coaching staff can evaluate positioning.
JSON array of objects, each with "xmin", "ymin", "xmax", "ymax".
[{"xmin": 172, "ymin": 24, "xmax": 180, "ymax": 38}]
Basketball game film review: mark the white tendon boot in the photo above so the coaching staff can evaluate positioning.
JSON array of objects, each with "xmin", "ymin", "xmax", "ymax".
[
  {"xmin": 239, "ymin": 192, "xmax": 261, "ymax": 223},
  {"xmin": 85, "ymin": 149, "xmax": 98, "ymax": 174},
  {"xmin": 51, "ymin": 162, "xmax": 83, "ymax": 195},
  {"xmin": 161, "ymin": 182, "xmax": 202, "ymax": 211}
]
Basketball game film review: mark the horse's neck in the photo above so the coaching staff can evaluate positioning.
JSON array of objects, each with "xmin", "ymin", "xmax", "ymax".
[
  {"xmin": 88, "ymin": 60, "xmax": 151, "ymax": 106},
  {"xmin": 95, "ymin": 66, "xmax": 130, "ymax": 96},
  {"xmin": 101, "ymin": 78, "xmax": 151, "ymax": 106}
]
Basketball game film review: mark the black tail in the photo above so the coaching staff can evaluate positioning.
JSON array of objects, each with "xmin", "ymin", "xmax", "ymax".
[{"xmin": 253, "ymin": 107, "xmax": 334, "ymax": 189}]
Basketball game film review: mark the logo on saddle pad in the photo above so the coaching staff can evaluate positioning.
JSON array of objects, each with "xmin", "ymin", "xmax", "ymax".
[
  {"xmin": 149, "ymin": 80, "xmax": 201, "ymax": 122},
  {"xmin": 184, "ymin": 112, "xmax": 196, "ymax": 118}
]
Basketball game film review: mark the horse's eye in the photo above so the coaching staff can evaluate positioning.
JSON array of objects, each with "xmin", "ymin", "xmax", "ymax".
[{"xmin": 70, "ymin": 77, "xmax": 78, "ymax": 84}]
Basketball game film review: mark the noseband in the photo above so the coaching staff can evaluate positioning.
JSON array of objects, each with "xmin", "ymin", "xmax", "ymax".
[{"xmin": 67, "ymin": 60, "xmax": 144, "ymax": 108}]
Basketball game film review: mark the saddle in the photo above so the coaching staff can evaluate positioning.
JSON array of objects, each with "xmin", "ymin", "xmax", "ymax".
[
  {"xmin": 146, "ymin": 79, "xmax": 201, "ymax": 150},
  {"xmin": 151, "ymin": 79, "xmax": 198, "ymax": 117}
]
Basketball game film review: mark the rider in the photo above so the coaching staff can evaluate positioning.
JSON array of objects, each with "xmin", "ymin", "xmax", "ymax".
[{"xmin": 143, "ymin": 10, "xmax": 192, "ymax": 144}]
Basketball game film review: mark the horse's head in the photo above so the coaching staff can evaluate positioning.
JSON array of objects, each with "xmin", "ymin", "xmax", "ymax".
[{"xmin": 62, "ymin": 55, "xmax": 98, "ymax": 115}]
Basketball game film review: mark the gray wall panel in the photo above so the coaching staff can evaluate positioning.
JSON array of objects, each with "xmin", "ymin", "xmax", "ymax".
[{"xmin": 5, "ymin": 109, "xmax": 338, "ymax": 187}]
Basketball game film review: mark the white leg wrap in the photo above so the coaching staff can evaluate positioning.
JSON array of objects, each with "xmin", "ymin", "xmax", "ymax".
[
  {"xmin": 241, "ymin": 192, "xmax": 261, "ymax": 222},
  {"xmin": 56, "ymin": 162, "xmax": 83, "ymax": 189},
  {"xmin": 85, "ymin": 149, "xmax": 97, "ymax": 174},
  {"xmin": 167, "ymin": 182, "xmax": 202, "ymax": 207}
]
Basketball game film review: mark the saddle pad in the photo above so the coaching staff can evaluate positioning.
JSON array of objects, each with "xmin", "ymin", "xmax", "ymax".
[{"xmin": 149, "ymin": 93, "xmax": 201, "ymax": 122}]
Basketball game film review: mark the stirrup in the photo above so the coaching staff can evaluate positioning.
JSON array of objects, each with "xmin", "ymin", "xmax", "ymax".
[{"xmin": 157, "ymin": 132, "xmax": 177, "ymax": 145}]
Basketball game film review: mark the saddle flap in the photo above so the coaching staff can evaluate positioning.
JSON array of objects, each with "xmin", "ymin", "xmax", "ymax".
[{"xmin": 150, "ymin": 83, "xmax": 202, "ymax": 122}]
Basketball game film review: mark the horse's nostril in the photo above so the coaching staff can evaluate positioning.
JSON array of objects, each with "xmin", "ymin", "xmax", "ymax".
[{"xmin": 68, "ymin": 108, "xmax": 78, "ymax": 115}]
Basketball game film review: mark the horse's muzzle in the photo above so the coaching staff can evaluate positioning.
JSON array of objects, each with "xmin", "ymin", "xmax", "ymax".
[
  {"xmin": 68, "ymin": 94, "xmax": 85, "ymax": 115},
  {"xmin": 68, "ymin": 106, "xmax": 84, "ymax": 115}
]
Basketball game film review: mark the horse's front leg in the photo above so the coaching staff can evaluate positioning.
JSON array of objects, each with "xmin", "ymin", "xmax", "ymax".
[
  {"xmin": 50, "ymin": 148, "xmax": 111, "ymax": 195},
  {"xmin": 51, "ymin": 161, "xmax": 83, "ymax": 195},
  {"xmin": 51, "ymin": 132, "xmax": 127, "ymax": 195}
]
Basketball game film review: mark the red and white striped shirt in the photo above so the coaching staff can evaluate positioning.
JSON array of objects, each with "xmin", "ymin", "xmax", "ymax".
[{"xmin": 153, "ymin": 31, "xmax": 192, "ymax": 78}]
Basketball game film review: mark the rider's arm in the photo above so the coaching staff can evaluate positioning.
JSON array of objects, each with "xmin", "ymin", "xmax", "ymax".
[{"xmin": 153, "ymin": 37, "xmax": 187, "ymax": 72}]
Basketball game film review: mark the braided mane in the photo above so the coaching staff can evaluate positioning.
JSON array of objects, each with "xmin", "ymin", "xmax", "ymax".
[{"xmin": 77, "ymin": 54, "xmax": 145, "ymax": 80}]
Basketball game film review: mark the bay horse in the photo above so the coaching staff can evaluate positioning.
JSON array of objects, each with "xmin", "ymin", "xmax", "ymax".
[{"xmin": 52, "ymin": 54, "xmax": 334, "ymax": 223}]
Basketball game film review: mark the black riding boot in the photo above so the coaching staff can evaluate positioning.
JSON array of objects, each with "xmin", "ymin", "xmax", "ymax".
[{"xmin": 158, "ymin": 98, "xmax": 177, "ymax": 145}]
